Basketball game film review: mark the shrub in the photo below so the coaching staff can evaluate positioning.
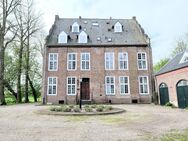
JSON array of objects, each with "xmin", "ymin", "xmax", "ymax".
[
  {"xmin": 55, "ymin": 107, "xmax": 63, "ymax": 112},
  {"xmin": 62, "ymin": 106, "xmax": 71, "ymax": 112},
  {"xmin": 69, "ymin": 105, "xmax": 74, "ymax": 109},
  {"xmin": 73, "ymin": 106, "xmax": 80, "ymax": 112},
  {"xmin": 50, "ymin": 107, "xmax": 56, "ymax": 111},
  {"xmin": 165, "ymin": 102, "xmax": 173, "ymax": 107},
  {"xmin": 84, "ymin": 104, "xmax": 90, "ymax": 108},
  {"xmin": 105, "ymin": 105, "xmax": 113, "ymax": 111},
  {"xmin": 96, "ymin": 106, "xmax": 104, "ymax": 112},
  {"xmin": 85, "ymin": 107, "xmax": 93, "ymax": 112},
  {"xmin": 91, "ymin": 104, "xmax": 97, "ymax": 108}
]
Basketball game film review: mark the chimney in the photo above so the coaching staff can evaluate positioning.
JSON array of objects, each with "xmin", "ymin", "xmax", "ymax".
[
  {"xmin": 109, "ymin": 16, "xmax": 112, "ymax": 20},
  {"xmin": 79, "ymin": 16, "xmax": 82, "ymax": 19},
  {"xmin": 55, "ymin": 15, "xmax": 59, "ymax": 21},
  {"xmin": 132, "ymin": 16, "xmax": 136, "ymax": 20}
]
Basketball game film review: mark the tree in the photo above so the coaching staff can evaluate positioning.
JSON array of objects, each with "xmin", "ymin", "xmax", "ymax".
[
  {"xmin": 153, "ymin": 58, "xmax": 169, "ymax": 72},
  {"xmin": 171, "ymin": 40, "xmax": 188, "ymax": 57},
  {"xmin": 0, "ymin": 0, "xmax": 21, "ymax": 105}
]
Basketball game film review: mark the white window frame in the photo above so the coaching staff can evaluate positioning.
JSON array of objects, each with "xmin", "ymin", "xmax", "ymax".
[
  {"xmin": 58, "ymin": 31, "xmax": 67, "ymax": 43},
  {"xmin": 119, "ymin": 76, "xmax": 130, "ymax": 95},
  {"xmin": 67, "ymin": 53, "xmax": 77, "ymax": 71},
  {"xmin": 179, "ymin": 51, "xmax": 188, "ymax": 64},
  {"xmin": 47, "ymin": 77, "xmax": 57, "ymax": 95},
  {"xmin": 114, "ymin": 22, "xmax": 122, "ymax": 33},
  {"xmin": 48, "ymin": 53, "xmax": 58, "ymax": 71},
  {"xmin": 105, "ymin": 52, "xmax": 114, "ymax": 70},
  {"xmin": 137, "ymin": 52, "xmax": 147, "ymax": 70},
  {"xmin": 105, "ymin": 76, "xmax": 115, "ymax": 95},
  {"xmin": 138, "ymin": 76, "xmax": 149, "ymax": 95},
  {"xmin": 81, "ymin": 53, "xmax": 90, "ymax": 71},
  {"xmin": 72, "ymin": 22, "xmax": 79, "ymax": 33},
  {"xmin": 118, "ymin": 52, "xmax": 128, "ymax": 70},
  {"xmin": 78, "ymin": 31, "xmax": 88, "ymax": 43},
  {"xmin": 67, "ymin": 77, "xmax": 77, "ymax": 95}
]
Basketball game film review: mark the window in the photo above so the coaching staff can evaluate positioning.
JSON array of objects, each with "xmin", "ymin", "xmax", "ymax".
[
  {"xmin": 119, "ymin": 76, "xmax": 129, "ymax": 94},
  {"xmin": 67, "ymin": 77, "xmax": 77, "ymax": 95},
  {"xmin": 139, "ymin": 76, "xmax": 149, "ymax": 94},
  {"xmin": 78, "ymin": 31, "xmax": 87, "ymax": 43},
  {"xmin": 72, "ymin": 22, "xmax": 79, "ymax": 33},
  {"xmin": 58, "ymin": 31, "xmax": 67, "ymax": 43},
  {"xmin": 105, "ymin": 52, "xmax": 114, "ymax": 70},
  {"xmin": 114, "ymin": 22, "xmax": 122, "ymax": 32},
  {"xmin": 48, "ymin": 77, "xmax": 57, "ymax": 95},
  {"xmin": 179, "ymin": 51, "xmax": 188, "ymax": 64},
  {"xmin": 118, "ymin": 52, "xmax": 128, "ymax": 70},
  {"xmin": 48, "ymin": 53, "xmax": 58, "ymax": 71},
  {"xmin": 137, "ymin": 52, "xmax": 147, "ymax": 70},
  {"xmin": 67, "ymin": 53, "xmax": 77, "ymax": 70},
  {"xmin": 105, "ymin": 76, "xmax": 115, "ymax": 95},
  {"xmin": 81, "ymin": 53, "xmax": 90, "ymax": 70}
]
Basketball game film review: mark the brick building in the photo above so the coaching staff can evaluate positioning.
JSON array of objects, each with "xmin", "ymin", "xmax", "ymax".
[
  {"xmin": 42, "ymin": 15, "xmax": 153, "ymax": 104},
  {"xmin": 155, "ymin": 51, "xmax": 188, "ymax": 108}
]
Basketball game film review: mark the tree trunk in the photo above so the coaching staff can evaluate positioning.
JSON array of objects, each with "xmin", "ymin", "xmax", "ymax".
[
  {"xmin": 4, "ymin": 80, "xmax": 17, "ymax": 99},
  {"xmin": 28, "ymin": 76, "xmax": 37, "ymax": 102},
  {"xmin": 17, "ymin": 39, "xmax": 23, "ymax": 103}
]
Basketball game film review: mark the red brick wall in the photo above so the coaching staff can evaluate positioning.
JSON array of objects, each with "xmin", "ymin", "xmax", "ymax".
[
  {"xmin": 42, "ymin": 46, "xmax": 153, "ymax": 104},
  {"xmin": 156, "ymin": 67, "xmax": 188, "ymax": 106}
]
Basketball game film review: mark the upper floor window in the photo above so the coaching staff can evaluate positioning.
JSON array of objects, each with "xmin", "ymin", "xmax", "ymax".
[
  {"xmin": 48, "ymin": 77, "xmax": 57, "ymax": 95},
  {"xmin": 119, "ymin": 76, "xmax": 129, "ymax": 94},
  {"xmin": 105, "ymin": 76, "xmax": 115, "ymax": 95},
  {"xmin": 48, "ymin": 53, "xmax": 58, "ymax": 71},
  {"xmin": 67, "ymin": 77, "xmax": 77, "ymax": 95},
  {"xmin": 78, "ymin": 31, "xmax": 88, "ymax": 43},
  {"xmin": 179, "ymin": 51, "xmax": 188, "ymax": 64},
  {"xmin": 67, "ymin": 53, "xmax": 77, "ymax": 70},
  {"xmin": 139, "ymin": 76, "xmax": 149, "ymax": 94},
  {"xmin": 81, "ymin": 53, "xmax": 90, "ymax": 70},
  {"xmin": 72, "ymin": 22, "xmax": 79, "ymax": 33},
  {"xmin": 114, "ymin": 22, "xmax": 122, "ymax": 32},
  {"xmin": 58, "ymin": 31, "xmax": 67, "ymax": 43},
  {"xmin": 118, "ymin": 52, "xmax": 128, "ymax": 70},
  {"xmin": 137, "ymin": 52, "xmax": 147, "ymax": 70},
  {"xmin": 105, "ymin": 52, "xmax": 114, "ymax": 70}
]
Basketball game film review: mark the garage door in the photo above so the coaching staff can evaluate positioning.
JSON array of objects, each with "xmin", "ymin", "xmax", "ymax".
[
  {"xmin": 159, "ymin": 83, "xmax": 169, "ymax": 105},
  {"xmin": 177, "ymin": 80, "xmax": 188, "ymax": 108}
]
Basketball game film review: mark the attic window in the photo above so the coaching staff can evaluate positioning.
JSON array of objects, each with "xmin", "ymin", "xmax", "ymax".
[
  {"xmin": 97, "ymin": 37, "xmax": 101, "ymax": 41},
  {"xmin": 58, "ymin": 31, "xmax": 67, "ymax": 43},
  {"xmin": 78, "ymin": 31, "xmax": 87, "ymax": 43},
  {"xmin": 114, "ymin": 22, "xmax": 122, "ymax": 32},
  {"xmin": 107, "ymin": 38, "xmax": 112, "ymax": 42},
  {"xmin": 72, "ymin": 22, "xmax": 79, "ymax": 33},
  {"xmin": 179, "ymin": 51, "xmax": 188, "ymax": 64}
]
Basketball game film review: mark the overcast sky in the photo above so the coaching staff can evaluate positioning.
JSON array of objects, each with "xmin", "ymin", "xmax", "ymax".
[{"xmin": 36, "ymin": 0, "xmax": 188, "ymax": 64}]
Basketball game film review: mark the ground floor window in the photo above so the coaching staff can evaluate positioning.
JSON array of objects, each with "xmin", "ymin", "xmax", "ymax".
[
  {"xmin": 139, "ymin": 76, "xmax": 149, "ymax": 94},
  {"xmin": 105, "ymin": 76, "xmax": 115, "ymax": 95},
  {"xmin": 67, "ymin": 77, "xmax": 77, "ymax": 95},
  {"xmin": 119, "ymin": 76, "xmax": 129, "ymax": 94},
  {"xmin": 48, "ymin": 77, "xmax": 57, "ymax": 95}
]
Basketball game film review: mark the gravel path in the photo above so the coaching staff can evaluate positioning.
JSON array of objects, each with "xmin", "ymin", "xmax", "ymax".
[{"xmin": 0, "ymin": 104, "xmax": 188, "ymax": 141}]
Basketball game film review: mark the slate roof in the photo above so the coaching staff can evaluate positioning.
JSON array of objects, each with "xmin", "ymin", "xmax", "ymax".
[
  {"xmin": 155, "ymin": 51, "xmax": 188, "ymax": 76},
  {"xmin": 46, "ymin": 15, "xmax": 150, "ymax": 46}
]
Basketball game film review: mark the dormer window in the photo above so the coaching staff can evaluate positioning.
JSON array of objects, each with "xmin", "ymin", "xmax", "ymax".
[
  {"xmin": 78, "ymin": 31, "xmax": 87, "ymax": 43},
  {"xmin": 58, "ymin": 31, "xmax": 67, "ymax": 43},
  {"xmin": 114, "ymin": 22, "xmax": 122, "ymax": 33},
  {"xmin": 179, "ymin": 51, "xmax": 188, "ymax": 64},
  {"xmin": 72, "ymin": 22, "xmax": 79, "ymax": 33}
]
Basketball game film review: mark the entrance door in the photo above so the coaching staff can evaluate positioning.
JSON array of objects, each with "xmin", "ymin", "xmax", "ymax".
[
  {"xmin": 159, "ymin": 83, "xmax": 169, "ymax": 105},
  {"xmin": 177, "ymin": 80, "xmax": 188, "ymax": 108},
  {"xmin": 80, "ymin": 78, "xmax": 90, "ymax": 100}
]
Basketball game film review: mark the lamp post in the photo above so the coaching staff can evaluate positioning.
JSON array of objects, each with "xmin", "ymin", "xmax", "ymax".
[{"xmin": 79, "ymin": 78, "xmax": 82, "ymax": 109}]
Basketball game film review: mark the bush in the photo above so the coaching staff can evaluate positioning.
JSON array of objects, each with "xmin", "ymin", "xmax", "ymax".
[
  {"xmin": 69, "ymin": 105, "xmax": 74, "ymax": 109},
  {"xmin": 85, "ymin": 107, "xmax": 93, "ymax": 112},
  {"xmin": 50, "ymin": 107, "xmax": 56, "ymax": 111},
  {"xmin": 96, "ymin": 106, "xmax": 104, "ymax": 112},
  {"xmin": 105, "ymin": 105, "xmax": 113, "ymax": 111},
  {"xmin": 165, "ymin": 102, "xmax": 173, "ymax": 107},
  {"xmin": 73, "ymin": 106, "xmax": 80, "ymax": 112},
  {"xmin": 91, "ymin": 104, "xmax": 97, "ymax": 108},
  {"xmin": 55, "ymin": 107, "xmax": 63, "ymax": 112},
  {"xmin": 84, "ymin": 104, "xmax": 90, "ymax": 108},
  {"xmin": 62, "ymin": 106, "xmax": 71, "ymax": 112}
]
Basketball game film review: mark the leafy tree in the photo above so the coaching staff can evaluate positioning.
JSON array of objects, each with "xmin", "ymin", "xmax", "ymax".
[
  {"xmin": 171, "ymin": 40, "xmax": 188, "ymax": 57},
  {"xmin": 154, "ymin": 58, "xmax": 169, "ymax": 72}
]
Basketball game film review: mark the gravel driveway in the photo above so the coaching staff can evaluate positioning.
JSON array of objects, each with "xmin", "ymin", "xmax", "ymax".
[{"xmin": 0, "ymin": 104, "xmax": 188, "ymax": 141}]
